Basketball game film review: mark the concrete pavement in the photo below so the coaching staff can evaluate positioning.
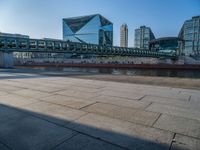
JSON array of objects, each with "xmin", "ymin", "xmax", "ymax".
[{"xmin": 0, "ymin": 71, "xmax": 199, "ymax": 150}]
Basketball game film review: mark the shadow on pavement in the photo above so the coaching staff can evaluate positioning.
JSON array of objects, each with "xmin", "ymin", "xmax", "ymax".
[{"xmin": 0, "ymin": 103, "xmax": 178, "ymax": 150}]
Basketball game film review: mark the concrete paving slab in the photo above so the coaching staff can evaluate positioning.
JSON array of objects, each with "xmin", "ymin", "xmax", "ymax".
[
  {"xmin": 0, "ymin": 112, "xmax": 76, "ymax": 150},
  {"xmin": 153, "ymin": 114, "xmax": 200, "ymax": 138},
  {"xmin": 0, "ymin": 94, "xmax": 39, "ymax": 107},
  {"xmin": 0, "ymin": 80, "xmax": 35, "ymax": 89},
  {"xmin": 54, "ymin": 134, "xmax": 126, "ymax": 150},
  {"xmin": 66, "ymin": 85, "xmax": 102, "ymax": 93},
  {"xmin": 70, "ymin": 113, "xmax": 173, "ymax": 150},
  {"xmin": 40, "ymin": 94, "xmax": 96, "ymax": 109},
  {"xmin": 100, "ymin": 90, "xmax": 145, "ymax": 100},
  {"xmin": 102, "ymin": 86, "xmax": 140, "ymax": 93},
  {"xmin": 0, "ymin": 143, "xmax": 10, "ymax": 150},
  {"xmin": 139, "ymin": 88, "xmax": 190, "ymax": 101},
  {"xmin": 81, "ymin": 102, "xmax": 160, "ymax": 126},
  {"xmin": 0, "ymin": 84, "xmax": 23, "ymax": 92},
  {"xmin": 0, "ymin": 91, "xmax": 8, "ymax": 96},
  {"xmin": 171, "ymin": 134, "xmax": 200, "ymax": 150},
  {"xmin": 71, "ymin": 83, "xmax": 105, "ymax": 89},
  {"xmin": 22, "ymin": 101, "xmax": 87, "ymax": 126},
  {"xmin": 146, "ymin": 102, "xmax": 200, "ymax": 121},
  {"xmin": 56, "ymin": 89, "xmax": 100, "ymax": 100},
  {"xmin": 93, "ymin": 95, "xmax": 151, "ymax": 109},
  {"xmin": 29, "ymin": 86, "xmax": 64, "ymax": 93},
  {"xmin": 190, "ymin": 95, "xmax": 200, "ymax": 103},
  {"xmin": 141, "ymin": 95, "xmax": 200, "ymax": 110},
  {"xmin": 12, "ymin": 89, "xmax": 53, "ymax": 99},
  {"xmin": 0, "ymin": 104, "xmax": 28, "ymax": 123}
]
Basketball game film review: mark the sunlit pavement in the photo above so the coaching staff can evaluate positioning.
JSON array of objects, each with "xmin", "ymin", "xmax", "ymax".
[{"xmin": 0, "ymin": 71, "xmax": 199, "ymax": 150}]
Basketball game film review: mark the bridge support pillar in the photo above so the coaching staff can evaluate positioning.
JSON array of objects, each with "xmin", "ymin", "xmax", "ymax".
[{"xmin": 0, "ymin": 52, "xmax": 14, "ymax": 68}]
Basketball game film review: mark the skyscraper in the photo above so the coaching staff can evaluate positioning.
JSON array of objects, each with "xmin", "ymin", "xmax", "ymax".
[
  {"xmin": 63, "ymin": 14, "xmax": 113, "ymax": 46},
  {"xmin": 134, "ymin": 26, "xmax": 155, "ymax": 49},
  {"xmin": 120, "ymin": 24, "xmax": 128, "ymax": 47},
  {"xmin": 178, "ymin": 16, "xmax": 200, "ymax": 56}
]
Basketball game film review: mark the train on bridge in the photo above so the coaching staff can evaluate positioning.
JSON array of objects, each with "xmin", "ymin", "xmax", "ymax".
[{"xmin": 0, "ymin": 35, "xmax": 177, "ymax": 59}]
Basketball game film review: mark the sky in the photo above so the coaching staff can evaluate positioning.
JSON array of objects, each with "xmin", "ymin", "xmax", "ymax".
[{"xmin": 0, "ymin": 0, "xmax": 199, "ymax": 47}]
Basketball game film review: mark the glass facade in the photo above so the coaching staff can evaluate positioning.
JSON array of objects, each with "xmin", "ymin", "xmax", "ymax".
[
  {"xmin": 134, "ymin": 26, "xmax": 155, "ymax": 49},
  {"xmin": 149, "ymin": 37, "xmax": 178, "ymax": 53},
  {"xmin": 178, "ymin": 16, "xmax": 200, "ymax": 56},
  {"xmin": 63, "ymin": 14, "xmax": 113, "ymax": 46}
]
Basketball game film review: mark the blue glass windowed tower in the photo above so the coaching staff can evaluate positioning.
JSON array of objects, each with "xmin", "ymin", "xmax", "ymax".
[{"xmin": 63, "ymin": 14, "xmax": 113, "ymax": 46}]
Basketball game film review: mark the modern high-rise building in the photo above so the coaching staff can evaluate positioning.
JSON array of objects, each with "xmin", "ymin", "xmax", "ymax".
[
  {"xmin": 178, "ymin": 16, "xmax": 200, "ymax": 56},
  {"xmin": 134, "ymin": 26, "xmax": 155, "ymax": 49},
  {"xmin": 120, "ymin": 24, "xmax": 128, "ymax": 47},
  {"xmin": 63, "ymin": 14, "xmax": 113, "ymax": 46}
]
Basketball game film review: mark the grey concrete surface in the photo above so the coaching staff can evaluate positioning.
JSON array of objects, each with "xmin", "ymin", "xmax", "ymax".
[
  {"xmin": 54, "ymin": 134, "xmax": 126, "ymax": 150},
  {"xmin": 0, "ymin": 70, "xmax": 199, "ymax": 150},
  {"xmin": 153, "ymin": 114, "xmax": 200, "ymax": 138},
  {"xmin": 81, "ymin": 102, "xmax": 160, "ymax": 126},
  {"xmin": 0, "ymin": 143, "xmax": 10, "ymax": 150},
  {"xmin": 70, "ymin": 113, "xmax": 174, "ymax": 150},
  {"xmin": 171, "ymin": 134, "xmax": 200, "ymax": 150}
]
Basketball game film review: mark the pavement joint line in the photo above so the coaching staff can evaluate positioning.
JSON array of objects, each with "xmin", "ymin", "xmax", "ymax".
[
  {"xmin": 143, "ymin": 101, "xmax": 153, "ymax": 109},
  {"xmin": 3, "ymin": 106, "xmax": 128, "ymax": 150},
  {"xmin": 81, "ymin": 110, "xmax": 165, "ymax": 130},
  {"xmin": 66, "ymin": 130, "xmax": 130, "ymax": 150},
  {"xmin": 1, "ymin": 73, "xmax": 200, "ymax": 149},
  {"xmin": 49, "ymin": 132, "xmax": 79, "ymax": 150},
  {"xmin": 146, "ymin": 94, "xmax": 188, "ymax": 102},
  {"xmin": 37, "ymin": 93, "xmax": 99, "ymax": 105},
  {"xmin": 169, "ymin": 133, "xmax": 176, "ymax": 150},
  {"xmin": 188, "ymin": 95, "xmax": 192, "ymax": 102},
  {"xmin": 0, "ymin": 140, "xmax": 13, "ymax": 150},
  {"xmin": 38, "ymin": 98, "xmax": 87, "ymax": 110},
  {"xmin": 55, "ymin": 92, "xmax": 101, "ymax": 101},
  {"xmin": 71, "ymin": 84, "xmax": 105, "ymax": 90},
  {"xmin": 79, "ymin": 101, "xmax": 98, "ymax": 110},
  {"xmin": 137, "ymin": 95, "xmax": 146, "ymax": 101},
  {"xmin": 9, "ymin": 103, "xmax": 175, "ymax": 144},
  {"xmin": 5, "ymin": 92, "xmax": 44, "ymax": 100},
  {"xmin": 151, "ymin": 113, "xmax": 162, "ymax": 127},
  {"xmin": 89, "ymin": 101, "xmax": 148, "ymax": 111},
  {"xmin": 173, "ymin": 133, "xmax": 200, "ymax": 140},
  {"xmin": 0, "ymin": 94, "xmax": 193, "ymax": 147},
  {"xmin": 20, "ymin": 99, "xmax": 50, "ymax": 108},
  {"xmin": 100, "ymin": 94, "xmax": 141, "ymax": 101},
  {"xmin": 152, "ymin": 119, "xmax": 200, "ymax": 140},
  {"xmin": 1, "ymin": 79, "xmax": 66, "ymax": 93},
  {"xmin": 71, "ymin": 112, "xmax": 90, "ymax": 122}
]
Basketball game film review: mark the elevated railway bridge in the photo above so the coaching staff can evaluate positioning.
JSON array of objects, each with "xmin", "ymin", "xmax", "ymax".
[{"xmin": 0, "ymin": 35, "xmax": 177, "ymax": 68}]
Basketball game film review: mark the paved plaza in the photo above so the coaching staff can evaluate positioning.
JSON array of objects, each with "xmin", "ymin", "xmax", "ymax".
[{"xmin": 0, "ymin": 71, "xmax": 199, "ymax": 150}]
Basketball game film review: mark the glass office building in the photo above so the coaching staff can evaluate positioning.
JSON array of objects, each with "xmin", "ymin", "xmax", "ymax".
[
  {"xmin": 63, "ymin": 14, "xmax": 113, "ymax": 46},
  {"xmin": 120, "ymin": 24, "xmax": 128, "ymax": 47},
  {"xmin": 178, "ymin": 16, "xmax": 200, "ymax": 56},
  {"xmin": 134, "ymin": 26, "xmax": 155, "ymax": 49}
]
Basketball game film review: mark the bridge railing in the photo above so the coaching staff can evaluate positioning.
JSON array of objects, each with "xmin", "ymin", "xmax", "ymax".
[{"xmin": 0, "ymin": 36, "xmax": 177, "ymax": 59}]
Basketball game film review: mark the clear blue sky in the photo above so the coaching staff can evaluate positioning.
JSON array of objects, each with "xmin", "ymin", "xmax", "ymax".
[{"xmin": 0, "ymin": 0, "xmax": 199, "ymax": 47}]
